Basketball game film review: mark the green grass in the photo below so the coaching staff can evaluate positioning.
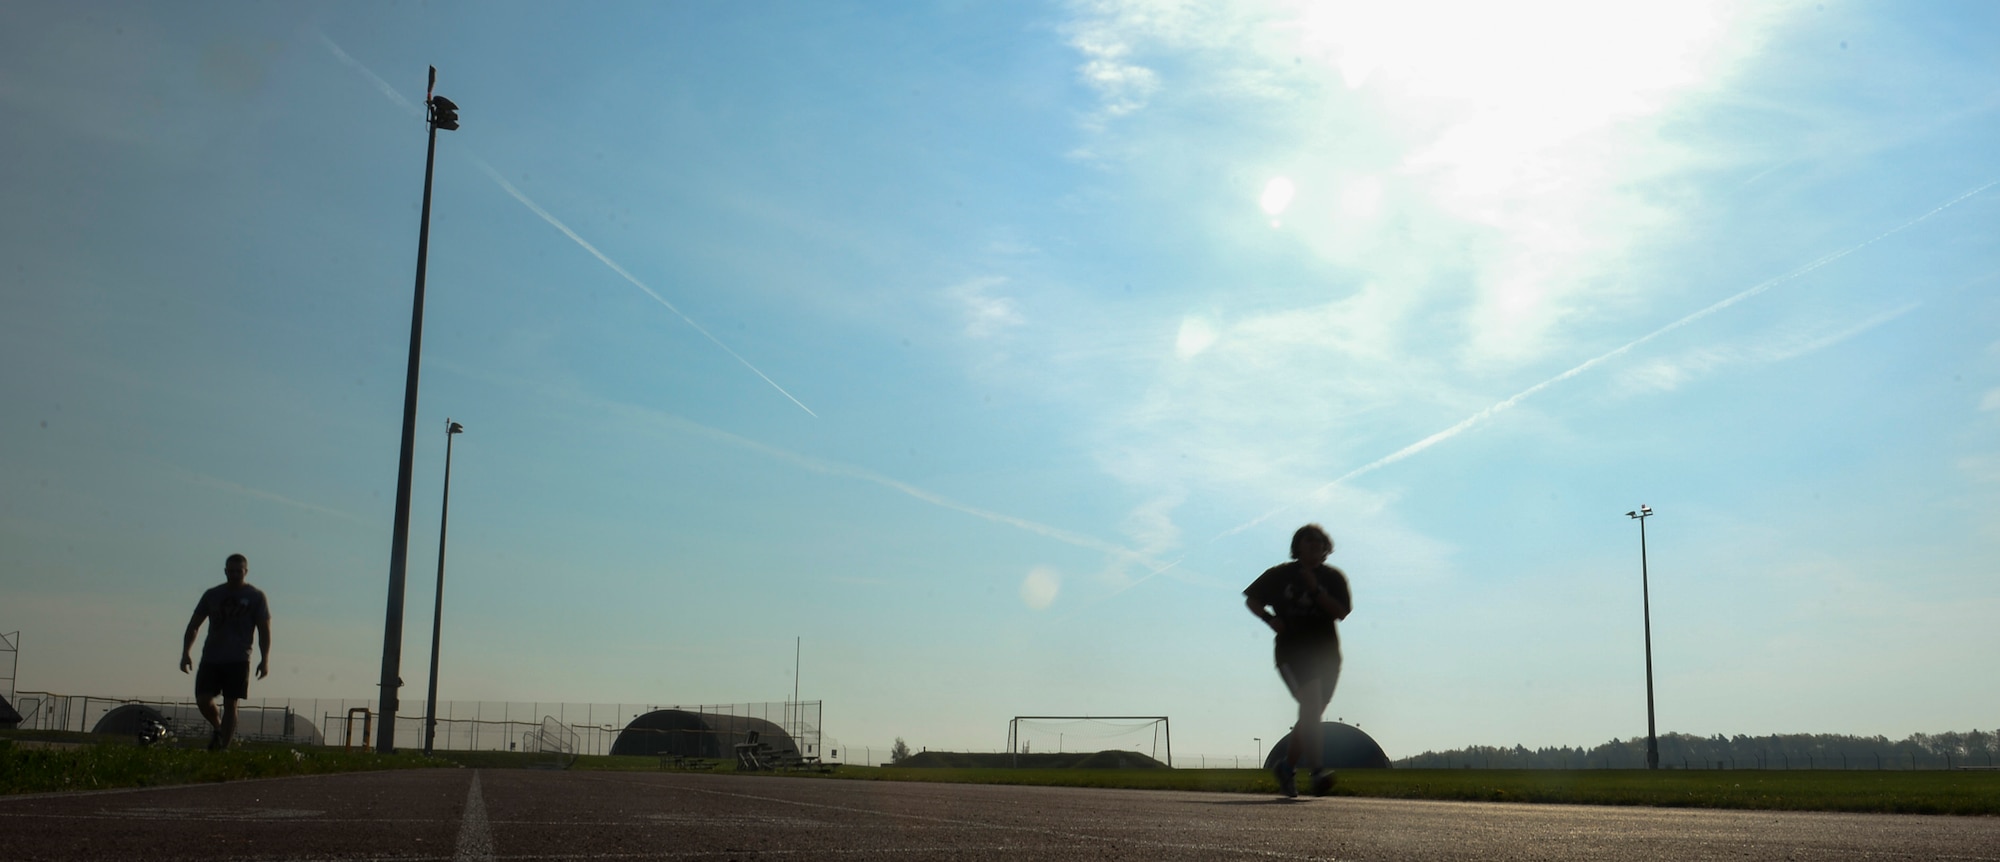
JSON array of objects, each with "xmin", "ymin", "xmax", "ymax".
[
  {"xmin": 11, "ymin": 732, "xmax": 1991, "ymax": 816},
  {"xmin": 427, "ymin": 750, "xmax": 662, "ymax": 771},
  {"xmin": 1321, "ymin": 769, "xmax": 2000, "ymax": 816},
  {"xmin": 791, "ymin": 765, "xmax": 1275, "ymax": 794},
  {"xmin": 0, "ymin": 735, "xmax": 439, "ymax": 795},
  {"xmin": 729, "ymin": 766, "xmax": 2000, "ymax": 816}
]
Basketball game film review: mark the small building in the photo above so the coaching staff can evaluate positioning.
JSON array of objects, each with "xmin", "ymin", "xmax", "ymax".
[
  {"xmin": 1262, "ymin": 721, "xmax": 1392, "ymax": 770},
  {"xmin": 610, "ymin": 709, "xmax": 797, "ymax": 759}
]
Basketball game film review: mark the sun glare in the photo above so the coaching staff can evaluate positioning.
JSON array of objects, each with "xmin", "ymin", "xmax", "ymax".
[
  {"xmin": 1175, "ymin": 317, "xmax": 1218, "ymax": 359},
  {"xmin": 1260, "ymin": 176, "xmax": 1296, "ymax": 216},
  {"xmin": 1260, "ymin": 176, "xmax": 1296, "ymax": 227},
  {"xmin": 1021, "ymin": 566, "xmax": 1061, "ymax": 610},
  {"xmin": 1293, "ymin": 0, "xmax": 1732, "ymax": 200},
  {"xmin": 1297, "ymin": 0, "xmax": 1725, "ymax": 100}
]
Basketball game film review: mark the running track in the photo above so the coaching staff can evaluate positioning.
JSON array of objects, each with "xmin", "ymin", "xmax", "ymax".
[{"xmin": 4, "ymin": 769, "xmax": 1996, "ymax": 861}]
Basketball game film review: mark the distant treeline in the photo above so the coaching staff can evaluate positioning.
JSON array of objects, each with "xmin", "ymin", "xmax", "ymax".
[{"xmin": 1397, "ymin": 730, "xmax": 1999, "ymax": 770}]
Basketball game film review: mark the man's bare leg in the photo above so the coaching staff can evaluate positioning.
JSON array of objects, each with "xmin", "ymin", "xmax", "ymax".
[
  {"xmin": 196, "ymin": 695, "xmax": 223, "ymax": 750},
  {"xmin": 1292, "ymin": 678, "xmax": 1325, "ymax": 771},
  {"xmin": 219, "ymin": 698, "xmax": 240, "ymax": 749}
]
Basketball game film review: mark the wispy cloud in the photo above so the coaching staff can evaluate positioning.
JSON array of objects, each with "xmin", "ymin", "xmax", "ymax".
[
  {"xmin": 1621, "ymin": 303, "xmax": 1921, "ymax": 394},
  {"xmin": 1957, "ymin": 454, "xmax": 2000, "ymax": 485},
  {"xmin": 1061, "ymin": 1, "xmax": 1762, "ymax": 361},
  {"xmin": 1218, "ymin": 178, "xmax": 1997, "ymax": 538},
  {"xmin": 1072, "ymin": 34, "xmax": 1159, "ymax": 121},
  {"xmin": 316, "ymin": 31, "xmax": 815, "ymax": 419},
  {"xmin": 947, "ymin": 276, "xmax": 1024, "ymax": 339},
  {"xmin": 1039, "ymin": 1, "xmax": 1788, "ymax": 552}
]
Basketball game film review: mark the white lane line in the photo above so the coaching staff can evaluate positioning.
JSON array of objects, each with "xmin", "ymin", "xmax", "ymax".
[{"xmin": 454, "ymin": 770, "xmax": 496, "ymax": 862}]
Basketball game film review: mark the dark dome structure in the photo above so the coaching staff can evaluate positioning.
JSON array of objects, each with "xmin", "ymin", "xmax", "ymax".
[
  {"xmin": 91, "ymin": 703, "xmax": 323, "ymax": 745},
  {"xmin": 610, "ymin": 709, "xmax": 797, "ymax": 759},
  {"xmin": 1262, "ymin": 721, "xmax": 1391, "ymax": 770}
]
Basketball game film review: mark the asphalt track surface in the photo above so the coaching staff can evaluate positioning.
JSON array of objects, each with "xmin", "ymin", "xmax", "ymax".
[{"xmin": 4, "ymin": 769, "xmax": 1998, "ymax": 861}]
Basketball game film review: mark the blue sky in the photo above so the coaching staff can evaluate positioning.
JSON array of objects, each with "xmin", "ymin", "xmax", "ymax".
[{"xmin": 3, "ymin": 0, "xmax": 1997, "ymax": 762}]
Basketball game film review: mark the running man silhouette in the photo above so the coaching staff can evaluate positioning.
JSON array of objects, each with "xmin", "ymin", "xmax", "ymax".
[
  {"xmin": 1244, "ymin": 524, "xmax": 1351, "ymax": 797},
  {"xmin": 180, "ymin": 553, "xmax": 272, "ymax": 750}
]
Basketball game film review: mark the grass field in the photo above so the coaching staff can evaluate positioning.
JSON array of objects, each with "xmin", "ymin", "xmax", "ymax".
[
  {"xmin": 746, "ymin": 766, "xmax": 2000, "ymax": 816},
  {"xmin": 0, "ymin": 733, "xmax": 434, "ymax": 795},
  {"xmin": 8, "ymin": 732, "xmax": 1995, "ymax": 816}
]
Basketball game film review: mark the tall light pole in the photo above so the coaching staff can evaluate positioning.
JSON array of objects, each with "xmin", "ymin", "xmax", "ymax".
[
  {"xmin": 422, "ymin": 419, "xmax": 465, "ymax": 756},
  {"xmin": 378, "ymin": 68, "xmax": 460, "ymax": 753},
  {"xmin": 1625, "ymin": 504, "xmax": 1659, "ymax": 770},
  {"xmin": 1254, "ymin": 737, "xmax": 1262, "ymax": 765},
  {"xmin": 793, "ymin": 637, "xmax": 801, "ymax": 752}
]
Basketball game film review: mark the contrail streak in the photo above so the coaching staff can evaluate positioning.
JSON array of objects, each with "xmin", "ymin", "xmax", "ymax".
[
  {"xmin": 474, "ymin": 160, "xmax": 817, "ymax": 417},
  {"xmin": 160, "ymin": 461, "xmax": 369, "ymax": 524},
  {"xmin": 455, "ymin": 363, "xmax": 1191, "ymax": 573},
  {"xmin": 316, "ymin": 31, "xmax": 815, "ymax": 417},
  {"xmin": 317, "ymin": 33, "xmax": 418, "ymax": 116},
  {"xmin": 1218, "ymin": 176, "xmax": 2000, "ymax": 540}
]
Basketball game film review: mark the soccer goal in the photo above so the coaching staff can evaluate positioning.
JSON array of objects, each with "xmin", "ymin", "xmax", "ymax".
[{"xmin": 1006, "ymin": 716, "xmax": 1171, "ymax": 767}]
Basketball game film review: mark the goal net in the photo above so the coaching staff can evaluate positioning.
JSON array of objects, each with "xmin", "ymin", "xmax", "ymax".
[{"xmin": 1007, "ymin": 716, "xmax": 1171, "ymax": 767}]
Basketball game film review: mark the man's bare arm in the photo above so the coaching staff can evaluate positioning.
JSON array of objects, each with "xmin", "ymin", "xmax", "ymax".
[
  {"xmin": 255, "ymin": 618, "xmax": 272, "ymax": 679},
  {"xmin": 1246, "ymin": 597, "xmax": 1284, "ymax": 633},
  {"xmin": 1307, "ymin": 582, "xmax": 1350, "ymax": 621},
  {"xmin": 180, "ymin": 609, "xmax": 205, "ymax": 673}
]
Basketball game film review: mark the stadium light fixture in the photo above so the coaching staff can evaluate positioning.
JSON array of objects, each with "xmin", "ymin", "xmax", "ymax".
[
  {"xmin": 379, "ymin": 66, "xmax": 461, "ymax": 753},
  {"xmin": 422, "ymin": 418, "xmax": 465, "ymax": 756},
  {"xmin": 1626, "ymin": 504, "xmax": 1659, "ymax": 770}
]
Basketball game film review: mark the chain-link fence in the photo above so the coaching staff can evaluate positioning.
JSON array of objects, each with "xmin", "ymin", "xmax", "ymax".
[{"xmin": 10, "ymin": 691, "xmax": 822, "ymax": 757}]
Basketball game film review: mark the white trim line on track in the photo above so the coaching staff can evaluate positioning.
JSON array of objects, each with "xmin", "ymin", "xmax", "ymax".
[{"xmin": 454, "ymin": 770, "xmax": 496, "ymax": 862}]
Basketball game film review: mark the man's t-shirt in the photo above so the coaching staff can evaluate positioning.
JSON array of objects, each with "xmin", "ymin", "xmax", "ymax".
[
  {"xmin": 1243, "ymin": 561, "xmax": 1350, "ymax": 652},
  {"xmin": 194, "ymin": 583, "xmax": 270, "ymax": 665}
]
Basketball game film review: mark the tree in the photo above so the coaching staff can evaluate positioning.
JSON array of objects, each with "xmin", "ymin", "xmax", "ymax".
[
  {"xmin": 891, "ymin": 737, "xmax": 911, "ymax": 763},
  {"xmin": 1967, "ymin": 729, "xmax": 1993, "ymax": 767}
]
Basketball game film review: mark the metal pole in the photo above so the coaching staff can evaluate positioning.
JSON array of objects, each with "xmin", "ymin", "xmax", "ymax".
[
  {"xmin": 379, "ymin": 105, "xmax": 441, "ymax": 753},
  {"xmin": 1638, "ymin": 510, "xmax": 1659, "ymax": 770},
  {"xmin": 793, "ymin": 637, "xmax": 800, "ymax": 748},
  {"xmin": 423, "ymin": 419, "xmax": 460, "ymax": 755}
]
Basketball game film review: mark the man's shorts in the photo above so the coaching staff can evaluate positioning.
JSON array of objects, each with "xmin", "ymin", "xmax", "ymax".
[
  {"xmin": 1275, "ymin": 645, "xmax": 1342, "ymax": 708},
  {"xmin": 195, "ymin": 661, "xmax": 251, "ymax": 701}
]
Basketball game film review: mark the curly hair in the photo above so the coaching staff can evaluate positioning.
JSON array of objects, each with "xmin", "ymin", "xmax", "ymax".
[{"xmin": 1290, "ymin": 524, "xmax": 1333, "ymax": 559}]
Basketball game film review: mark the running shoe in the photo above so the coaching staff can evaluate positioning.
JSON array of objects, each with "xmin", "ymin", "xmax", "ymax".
[
  {"xmin": 1274, "ymin": 760, "xmax": 1297, "ymax": 798},
  {"xmin": 1310, "ymin": 769, "xmax": 1336, "ymax": 796}
]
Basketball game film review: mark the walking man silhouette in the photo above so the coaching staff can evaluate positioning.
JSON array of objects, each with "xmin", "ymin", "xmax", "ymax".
[{"xmin": 180, "ymin": 553, "xmax": 271, "ymax": 750}]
